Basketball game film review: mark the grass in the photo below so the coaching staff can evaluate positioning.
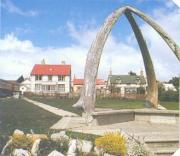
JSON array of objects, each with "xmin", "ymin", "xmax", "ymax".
[
  {"xmin": 29, "ymin": 96, "xmax": 179, "ymax": 112},
  {"xmin": 0, "ymin": 98, "xmax": 61, "ymax": 135},
  {"xmin": 96, "ymin": 98, "xmax": 145, "ymax": 109},
  {"xmin": 0, "ymin": 97, "xmax": 178, "ymax": 136},
  {"xmin": 30, "ymin": 96, "xmax": 83, "ymax": 115},
  {"xmin": 160, "ymin": 101, "xmax": 179, "ymax": 110}
]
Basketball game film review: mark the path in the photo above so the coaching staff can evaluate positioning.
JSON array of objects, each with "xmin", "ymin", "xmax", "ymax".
[{"xmin": 23, "ymin": 97, "xmax": 78, "ymax": 117}]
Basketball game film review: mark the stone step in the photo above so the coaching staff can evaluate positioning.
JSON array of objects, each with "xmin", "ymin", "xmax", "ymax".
[
  {"xmin": 145, "ymin": 139, "xmax": 179, "ymax": 149},
  {"xmin": 153, "ymin": 148, "xmax": 177, "ymax": 156}
]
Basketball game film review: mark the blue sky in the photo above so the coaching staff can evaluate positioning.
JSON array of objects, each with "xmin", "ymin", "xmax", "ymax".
[
  {"xmin": 0, "ymin": 0, "xmax": 180, "ymax": 80},
  {"xmin": 1, "ymin": 0, "xmax": 173, "ymax": 47}
]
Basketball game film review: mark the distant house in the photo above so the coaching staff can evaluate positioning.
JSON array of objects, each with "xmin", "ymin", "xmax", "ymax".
[
  {"xmin": 162, "ymin": 83, "xmax": 177, "ymax": 91},
  {"xmin": 20, "ymin": 63, "xmax": 71, "ymax": 96},
  {"xmin": 107, "ymin": 71, "xmax": 147, "ymax": 97},
  {"xmin": 73, "ymin": 77, "xmax": 106, "ymax": 95},
  {"xmin": 30, "ymin": 64, "xmax": 71, "ymax": 95},
  {"xmin": 20, "ymin": 78, "xmax": 31, "ymax": 95}
]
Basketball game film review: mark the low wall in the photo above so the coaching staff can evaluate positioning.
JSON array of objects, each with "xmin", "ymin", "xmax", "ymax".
[
  {"xmin": 91, "ymin": 109, "xmax": 179, "ymax": 126},
  {"xmin": 134, "ymin": 109, "xmax": 179, "ymax": 124},
  {"xmin": 91, "ymin": 110, "xmax": 134, "ymax": 126}
]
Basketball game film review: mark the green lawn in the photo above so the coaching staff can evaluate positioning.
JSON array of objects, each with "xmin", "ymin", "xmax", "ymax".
[
  {"xmin": 30, "ymin": 96, "xmax": 83, "ymax": 115},
  {"xmin": 0, "ymin": 97, "xmax": 178, "ymax": 136},
  {"xmin": 160, "ymin": 101, "xmax": 179, "ymax": 110},
  {"xmin": 30, "ymin": 96, "xmax": 179, "ymax": 111},
  {"xmin": 0, "ymin": 98, "xmax": 61, "ymax": 135}
]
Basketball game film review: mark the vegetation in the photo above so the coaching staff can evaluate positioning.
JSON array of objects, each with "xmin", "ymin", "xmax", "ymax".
[
  {"xmin": 66, "ymin": 131, "xmax": 99, "ymax": 142},
  {"xmin": 30, "ymin": 96, "xmax": 179, "ymax": 111},
  {"xmin": 160, "ymin": 101, "xmax": 179, "ymax": 110},
  {"xmin": 30, "ymin": 96, "xmax": 146, "ymax": 112},
  {"xmin": 38, "ymin": 139, "xmax": 69, "ymax": 156},
  {"xmin": 0, "ymin": 98, "xmax": 60, "ymax": 135},
  {"xmin": 0, "ymin": 96, "xmax": 178, "ymax": 136},
  {"xmin": 159, "ymin": 90, "xmax": 179, "ymax": 102},
  {"xmin": 11, "ymin": 134, "xmax": 33, "ymax": 151},
  {"xmin": 158, "ymin": 80, "xmax": 179, "ymax": 102},
  {"xmin": 30, "ymin": 96, "xmax": 83, "ymax": 115},
  {"xmin": 95, "ymin": 132, "xmax": 126, "ymax": 156},
  {"xmin": 169, "ymin": 77, "xmax": 179, "ymax": 90}
]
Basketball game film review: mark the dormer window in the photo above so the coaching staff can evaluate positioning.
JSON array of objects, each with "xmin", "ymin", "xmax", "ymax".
[
  {"xmin": 136, "ymin": 77, "xmax": 140, "ymax": 83},
  {"xmin": 116, "ymin": 78, "xmax": 121, "ymax": 84}
]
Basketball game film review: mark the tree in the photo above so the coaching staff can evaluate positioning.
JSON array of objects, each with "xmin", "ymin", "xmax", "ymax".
[
  {"xmin": 128, "ymin": 71, "xmax": 136, "ymax": 76},
  {"xmin": 169, "ymin": 77, "xmax": 179, "ymax": 90}
]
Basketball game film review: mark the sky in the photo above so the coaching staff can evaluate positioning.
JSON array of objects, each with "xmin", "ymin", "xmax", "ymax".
[{"xmin": 0, "ymin": 0, "xmax": 180, "ymax": 81}]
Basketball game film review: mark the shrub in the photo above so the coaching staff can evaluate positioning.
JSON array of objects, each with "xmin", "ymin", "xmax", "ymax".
[
  {"xmin": 126, "ymin": 138, "xmax": 150, "ymax": 156},
  {"xmin": 11, "ymin": 134, "xmax": 33, "ymax": 151},
  {"xmin": 66, "ymin": 131, "xmax": 99, "ymax": 142},
  {"xmin": 159, "ymin": 90, "xmax": 179, "ymax": 102},
  {"xmin": 38, "ymin": 139, "xmax": 69, "ymax": 156},
  {"xmin": 2, "ymin": 134, "xmax": 33, "ymax": 155},
  {"xmin": 95, "ymin": 132, "xmax": 126, "ymax": 156}
]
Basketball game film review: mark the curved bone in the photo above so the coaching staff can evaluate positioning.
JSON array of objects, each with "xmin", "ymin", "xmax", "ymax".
[
  {"xmin": 125, "ymin": 11, "xmax": 158, "ymax": 108},
  {"xmin": 73, "ymin": 7, "xmax": 127, "ymax": 112},
  {"xmin": 73, "ymin": 6, "xmax": 180, "ymax": 114},
  {"xmin": 126, "ymin": 6, "xmax": 180, "ymax": 60}
]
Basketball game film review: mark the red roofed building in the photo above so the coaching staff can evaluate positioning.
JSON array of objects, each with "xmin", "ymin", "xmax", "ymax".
[
  {"xmin": 27, "ymin": 62, "xmax": 71, "ymax": 95},
  {"xmin": 72, "ymin": 76, "xmax": 106, "ymax": 95}
]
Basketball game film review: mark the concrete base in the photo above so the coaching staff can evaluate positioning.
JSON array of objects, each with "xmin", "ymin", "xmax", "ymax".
[{"xmin": 91, "ymin": 109, "xmax": 179, "ymax": 126}]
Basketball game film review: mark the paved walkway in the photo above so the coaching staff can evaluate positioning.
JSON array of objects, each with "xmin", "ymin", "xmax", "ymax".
[
  {"xmin": 50, "ymin": 116, "xmax": 179, "ymax": 140},
  {"xmin": 23, "ymin": 97, "xmax": 78, "ymax": 117}
]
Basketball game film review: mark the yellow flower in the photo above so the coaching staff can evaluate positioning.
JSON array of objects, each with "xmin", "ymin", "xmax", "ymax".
[{"xmin": 95, "ymin": 132, "xmax": 126, "ymax": 156}]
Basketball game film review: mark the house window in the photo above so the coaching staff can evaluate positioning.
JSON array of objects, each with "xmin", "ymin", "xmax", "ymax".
[
  {"xmin": 48, "ymin": 75, "xmax": 52, "ymax": 81},
  {"xmin": 58, "ymin": 76, "xmax": 65, "ymax": 81},
  {"xmin": 58, "ymin": 84, "xmax": 65, "ymax": 92},
  {"xmin": 50, "ymin": 85, "xmax": 56, "ymax": 91},
  {"xmin": 116, "ymin": 78, "xmax": 121, "ymax": 84},
  {"xmin": 35, "ymin": 75, "xmax": 42, "ymax": 81},
  {"xmin": 136, "ymin": 77, "xmax": 140, "ymax": 84},
  {"xmin": 35, "ymin": 84, "xmax": 41, "ymax": 91},
  {"xmin": 125, "ymin": 87, "xmax": 137, "ymax": 94}
]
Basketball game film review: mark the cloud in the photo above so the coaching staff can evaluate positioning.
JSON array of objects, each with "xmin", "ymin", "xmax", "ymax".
[
  {"xmin": 139, "ymin": 6, "xmax": 180, "ymax": 80},
  {"xmin": 1, "ymin": 0, "xmax": 39, "ymax": 17},
  {"xmin": 0, "ymin": 4, "xmax": 179, "ymax": 81},
  {"xmin": 172, "ymin": 0, "xmax": 180, "ymax": 7}
]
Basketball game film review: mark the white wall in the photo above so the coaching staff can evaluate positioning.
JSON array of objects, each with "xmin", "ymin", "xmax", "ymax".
[{"xmin": 30, "ymin": 75, "xmax": 70, "ymax": 93}]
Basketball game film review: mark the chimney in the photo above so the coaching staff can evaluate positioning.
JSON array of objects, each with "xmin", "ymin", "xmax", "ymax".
[
  {"xmin": 109, "ymin": 67, "xmax": 112, "ymax": 76},
  {"xmin": 61, "ymin": 60, "xmax": 66, "ymax": 65},
  {"xmin": 41, "ymin": 59, "xmax": 45, "ymax": 64},
  {"xmin": 140, "ymin": 70, "xmax": 144, "ymax": 77}
]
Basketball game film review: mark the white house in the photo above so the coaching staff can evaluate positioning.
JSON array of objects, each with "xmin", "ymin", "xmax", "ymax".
[
  {"xmin": 163, "ymin": 83, "xmax": 177, "ymax": 91},
  {"xmin": 21, "ymin": 63, "xmax": 71, "ymax": 95},
  {"xmin": 20, "ymin": 78, "xmax": 31, "ymax": 95}
]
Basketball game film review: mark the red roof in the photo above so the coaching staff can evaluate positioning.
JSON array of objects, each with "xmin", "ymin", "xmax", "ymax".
[
  {"xmin": 73, "ymin": 78, "xmax": 106, "ymax": 85},
  {"xmin": 31, "ymin": 64, "xmax": 71, "ymax": 75}
]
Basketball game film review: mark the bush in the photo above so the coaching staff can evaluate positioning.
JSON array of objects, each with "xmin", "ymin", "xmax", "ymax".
[
  {"xmin": 11, "ymin": 134, "xmax": 33, "ymax": 151},
  {"xmin": 2, "ymin": 134, "xmax": 33, "ymax": 155},
  {"xmin": 159, "ymin": 90, "xmax": 179, "ymax": 102},
  {"xmin": 38, "ymin": 139, "xmax": 69, "ymax": 156},
  {"xmin": 66, "ymin": 131, "xmax": 99, "ymax": 142},
  {"xmin": 95, "ymin": 132, "xmax": 126, "ymax": 156},
  {"xmin": 126, "ymin": 137, "xmax": 150, "ymax": 156}
]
